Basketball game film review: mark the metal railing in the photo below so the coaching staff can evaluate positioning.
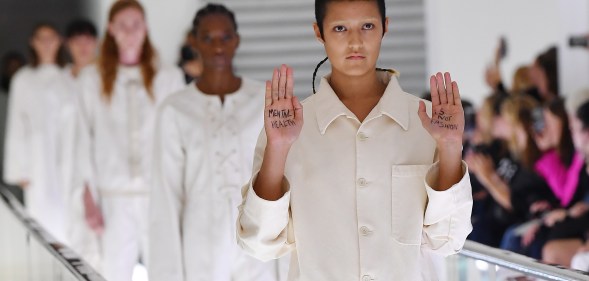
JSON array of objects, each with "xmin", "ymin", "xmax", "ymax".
[
  {"xmin": 447, "ymin": 240, "xmax": 589, "ymax": 281},
  {"xmin": 0, "ymin": 187, "xmax": 105, "ymax": 281}
]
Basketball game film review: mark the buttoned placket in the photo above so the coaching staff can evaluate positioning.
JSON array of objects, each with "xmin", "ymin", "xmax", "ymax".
[
  {"xmin": 126, "ymin": 78, "xmax": 142, "ymax": 180},
  {"xmin": 355, "ymin": 115, "xmax": 378, "ymax": 281}
]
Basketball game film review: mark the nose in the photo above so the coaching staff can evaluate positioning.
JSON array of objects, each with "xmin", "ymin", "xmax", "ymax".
[
  {"xmin": 212, "ymin": 39, "xmax": 225, "ymax": 54},
  {"xmin": 348, "ymin": 30, "xmax": 363, "ymax": 51}
]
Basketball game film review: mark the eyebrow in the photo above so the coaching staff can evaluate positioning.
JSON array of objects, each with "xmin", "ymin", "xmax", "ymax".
[{"xmin": 327, "ymin": 17, "xmax": 380, "ymax": 25}]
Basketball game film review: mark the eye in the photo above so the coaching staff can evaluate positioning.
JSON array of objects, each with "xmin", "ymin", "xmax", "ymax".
[
  {"xmin": 362, "ymin": 23, "xmax": 375, "ymax": 30},
  {"xmin": 333, "ymin": 25, "xmax": 346, "ymax": 32}
]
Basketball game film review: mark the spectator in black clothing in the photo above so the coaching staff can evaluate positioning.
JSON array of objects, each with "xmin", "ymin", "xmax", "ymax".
[
  {"xmin": 467, "ymin": 94, "xmax": 557, "ymax": 258},
  {"xmin": 543, "ymin": 99, "xmax": 589, "ymax": 268}
]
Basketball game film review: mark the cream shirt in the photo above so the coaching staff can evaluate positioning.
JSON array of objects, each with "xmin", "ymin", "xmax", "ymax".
[
  {"xmin": 149, "ymin": 79, "xmax": 280, "ymax": 281},
  {"xmin": 237, "ymin": 73, "xmax": 473, "ymax": 281}
]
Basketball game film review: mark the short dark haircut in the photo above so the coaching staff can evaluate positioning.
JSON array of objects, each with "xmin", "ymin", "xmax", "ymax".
[
  {"xmin": 536, "ymin": 46, "xmax": 559, "ymax": 97},
  {"xmin": 315, "ymin": 0, "xmax": 386, "ymax": 38},
  {"xmin": 65, "ymin": 19, "xmax": 97, "ymax": 39},
  {"xmin": 192, "ymin": 3, "xmax": 237, "ymax": 36},
  {"xmin": 577, "ymin": 100, "xmax": 589, "ymax": 130}
]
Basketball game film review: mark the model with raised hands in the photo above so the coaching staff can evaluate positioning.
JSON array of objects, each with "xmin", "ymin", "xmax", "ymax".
[
  {"xmin": 237, "ymin": 0, "xmax": 473, "ymax": 280},
  {"xmin": 148, "ymin": 4, "xmax": 283, "ymax": 281},
  {"xmin": 75, "ymin": 1, "xmax": 184, "ymax": 280}
]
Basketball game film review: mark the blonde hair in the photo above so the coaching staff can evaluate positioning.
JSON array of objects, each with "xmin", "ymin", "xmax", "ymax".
[
  {"xmin": 500, "ymin": 94, "xmax": 541, "ymax": 169},
  {"xmin": 511, "ymin": 65, "xmax": 532, "ymax": 94}
]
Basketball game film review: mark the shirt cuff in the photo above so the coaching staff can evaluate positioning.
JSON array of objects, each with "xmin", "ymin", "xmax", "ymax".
[
  {"xmin": 424, "ymin": 160, "xmax": 472, "ymax": 224},
  {"xmin": 242, "ymin": 173, "xmax": 291, "ymax": 220}
]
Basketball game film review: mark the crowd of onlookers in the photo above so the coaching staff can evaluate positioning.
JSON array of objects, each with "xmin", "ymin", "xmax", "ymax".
[{"xmin": 458, "ymin": 39, "xmax": 589, "ymax": 271}]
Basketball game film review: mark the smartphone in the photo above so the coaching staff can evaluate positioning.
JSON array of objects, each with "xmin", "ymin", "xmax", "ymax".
[
  {"xmin": 569, "ymin": 35, "xmax": 589, "ymax": 48},
  {"xmin": 499, "ymin": 37, "xmax": 508, "ymax": 59},
  {"xmin": 532, "ymin": 107, "xmax": 545, "ymax": 134}
]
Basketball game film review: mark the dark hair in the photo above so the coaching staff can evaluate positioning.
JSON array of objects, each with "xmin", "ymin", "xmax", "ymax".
[
  {"xmin": 314, "ymin": 0, "xmax": 386, "ymax": 38},
  {"xmin": 192, "ymin": 3, "xmax": 237, "ymax": 36},
  {"xmin": 65, "ymin": 19, "xmax": 97, "ymax": 39},
  {"xmin": 546, "ymin": 98, "xmax": 574, "ymax": 166},
  {"xmin": 1, "ymin": 51, "xmax": 26, "ymax": 92},
  {"xmin": 29, "ymin": 23, "xmax": 67, "ymax": 67},
  {"xmin": 536, "ymin": 46, "xmax": 559, "ymax": 97},
  {"xmin": 577, "ymin": 100, "xmax": 589, "ymax": 130},
  {"xmin": 312, "ymin": 0, "xmax": 388, "ymax": 93}
]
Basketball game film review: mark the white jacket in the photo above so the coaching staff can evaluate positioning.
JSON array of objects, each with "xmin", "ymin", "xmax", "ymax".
[
  {"xmin": 148, "ymin": 79, "xmax": 280, "ymax": 281},
  {"xmin": 4, "ymin": 64, "xmax": 75, "ymax": 243},
  {"xmin": 76, "ymin": 64, "xmax": 184, "ymax": 196}
]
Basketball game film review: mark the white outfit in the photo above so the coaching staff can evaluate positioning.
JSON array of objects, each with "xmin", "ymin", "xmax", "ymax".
[
  {"xmin": 77, "ymin": 64, "xmax": 184, "ymax": 281},
  {"xmin": 237, "ymin": 73, "xmax": 473, "ymax": 281},
  {"xmin": 61, "ymin": 65, "xmax": 102, "ymax": 270},
  {"xmin": 148, "ymin": 79, "xmax": 281, "ymax": 281},
  {"xmin": 4, "ymin": 65, "xmax": 74, "ymax": 243}
]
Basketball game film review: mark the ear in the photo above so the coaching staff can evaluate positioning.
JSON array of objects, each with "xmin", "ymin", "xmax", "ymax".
[
  {"xmin": 313, "ymin": 22, "xmax": 324, "ymax": 44},
  {"xmin": 383, "ymin": 17, "xmax": 389, "ymax": 35},
  {"xmin": 235, "ymin": 33, "xmax": 241, "ymax": 49}
]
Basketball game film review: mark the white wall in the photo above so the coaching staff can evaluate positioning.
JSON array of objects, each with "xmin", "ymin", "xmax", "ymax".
[
  {"xmin": 90, "ymin": 0, "xmax": 203, "ymax": 66},
  {"xmin": 425, "ymin": 0, "xmax": 589, "ymax": 106}
]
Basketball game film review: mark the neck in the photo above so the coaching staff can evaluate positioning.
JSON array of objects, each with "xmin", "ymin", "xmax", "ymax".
[
  {"xmin": 196, "ymin": 68, "xmax": 241, "ymax": 97},
  {"xmin": 119, "ymin": 49, "xmax": 141, "ymax": 65},
  {"xmin": 329, "ymin": 69, "xmax": 385, "ymax": 101},
  {"xmin": 71, "ymin": 63, "xmax": 86, "ymax": 77},
  {"xmin": 39, "ymin": 58, "xmax": 56, "ymax": 65}
]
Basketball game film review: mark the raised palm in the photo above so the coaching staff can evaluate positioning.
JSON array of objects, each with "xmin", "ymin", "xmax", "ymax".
[
  {"xmin": 418, "ymin": 72, "xmax": 464, "ymax": 146},
  {"xmin": 264, "ymin": 65, "xmax": 303, "ymax": 147}
]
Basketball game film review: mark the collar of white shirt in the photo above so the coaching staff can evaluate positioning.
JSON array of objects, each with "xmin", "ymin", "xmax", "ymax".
[{"xmin": 313, "ymin": 71, "xmax": 410, "ymax": 134}]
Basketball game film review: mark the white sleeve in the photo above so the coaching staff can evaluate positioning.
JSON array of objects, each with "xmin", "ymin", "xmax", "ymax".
[
  {"xmin": 236, "ymin": 129, "xmax": 295, "ymax": 262},
  {"xmin": 75, "ymin": 71, "xmax": 99, "ymax": 201},
  {"xmin": 3, "ymin": 72, "xmax": 31, "ymax": 185},
  {"xmin": 148, "ymin": 104, "xmax": 186, "ymax": 281},
  {"xmin": 421, "ymin": 160, "xmax": 473, "ymax": 256}
]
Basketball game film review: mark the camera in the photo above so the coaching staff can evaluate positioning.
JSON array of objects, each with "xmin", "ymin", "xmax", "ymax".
[{"xmin": 569, "ymin": 35, "xmax": 589, "ymax": 48}]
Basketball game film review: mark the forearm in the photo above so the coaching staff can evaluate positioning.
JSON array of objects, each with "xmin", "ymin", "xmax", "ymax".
[
  {"xmin": 253, "ymin": 143, "xmax": 291, "ymax": 201},
  {"xmin": 436, "ymin": 144, "xmax": 463, "ymax": 191},
  {"xmin": 479, "ymin": 173, "xmax": 512, "ymax": 211}
]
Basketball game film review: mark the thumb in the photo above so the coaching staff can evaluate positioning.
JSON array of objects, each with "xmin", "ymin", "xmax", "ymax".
[
  {"xmin": 417, "ymin": 100, "xmax": 430, "ymax": 127},
  {"xmin": 293, "ymin": 96, "xmax": 304, "ymax": 122}
]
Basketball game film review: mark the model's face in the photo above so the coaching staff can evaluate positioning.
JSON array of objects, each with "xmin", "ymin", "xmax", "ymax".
[
  {"xmin": 108, "ymin": 7, "xmax": 147, "ymax": 53},
  {"xmin": 67, "ymin": 34, "xmax": 97, "ymax": 66},
  {"xmin": 31, "ymin": 26, "xmax": 61, "ymax": 63},
  {"xmin": 314, "ymin": 1, "xmax": 387, "ymax": 77},
  {"xmin": 194, "ymin": 14, "xmax": 239, "ymax": 71}
]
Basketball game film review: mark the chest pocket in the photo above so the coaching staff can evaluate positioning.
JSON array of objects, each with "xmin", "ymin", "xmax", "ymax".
[{"xmin": 391, "ymin": 164, "xmax": 430, "ymax": 245}]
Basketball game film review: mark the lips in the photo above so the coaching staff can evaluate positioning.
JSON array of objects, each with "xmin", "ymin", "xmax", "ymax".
[{"xmin": 346, "ymin": 54, "xmax": 365, "ymax": 60}]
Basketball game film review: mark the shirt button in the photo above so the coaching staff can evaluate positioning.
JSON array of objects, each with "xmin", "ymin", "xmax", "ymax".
[
  {"xmin": 362, "ymin": 275, "xmax": 372, "ymax": 281},
  {"xmin": 360, "ymin": 226, "xmax": 371, "ymax": 236},
  {"xmin": 358, "ymin": 132, "xmax": 368, "ymax": 141},
  {"xmin": 357, "ymin": 178, "xmax": 367, "ymax": 187}
]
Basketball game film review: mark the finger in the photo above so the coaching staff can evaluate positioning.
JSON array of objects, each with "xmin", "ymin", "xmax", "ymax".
[
  {"xmin": 278, "ymin": 64, "xmax": 287, "ymax": 100},
  {"xmin": 271, "ymin": 68, "xmax": 279, "ymax": 101},
  {"xmin": 444, "ymin": 72, "xmax": 454, "ymax": 105},
  {"xmin": 285, "ymin": 66, "xmax": 294, "ymax": 99},
  {"xmin": 264, "ymin": 81, "xmax": 272, "ymax": 107},
  {"xmin": 430, "ymin": 76, "xmax": 440, "ymax": 105},
  {"xmin": 452, "ymin": 81, "xmax": 462, "ymax": 106},
  {"xmin": 417, "ymin": 100, "xmax": 431, "ymax": 127},
  {"xmin": 436, "ymin": 72, "xmax": 447, "ymax": 105}
]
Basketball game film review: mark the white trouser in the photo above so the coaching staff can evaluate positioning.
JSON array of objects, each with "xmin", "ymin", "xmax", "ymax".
[
  {"xmin": 100, "ymin": 194, "xmax": 149, "ymax": 281},
  {"xmin": 572, "ymin": 251, "xmax": 589, "ymax": 272}
]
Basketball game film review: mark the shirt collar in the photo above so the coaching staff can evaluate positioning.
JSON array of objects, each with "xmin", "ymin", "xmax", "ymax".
[{"xmin": 314, "ymin": 71, "xmax": 410, "ymax": 134}]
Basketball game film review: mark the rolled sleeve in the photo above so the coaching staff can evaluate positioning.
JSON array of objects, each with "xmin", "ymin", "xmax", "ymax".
[
  {"xmin": 422, "ymin": 160, "xmax": 473, "ymax": 256},
  {"xmin": 237, "ymin": 173, "xmax": 294, "ymax": 262}
]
